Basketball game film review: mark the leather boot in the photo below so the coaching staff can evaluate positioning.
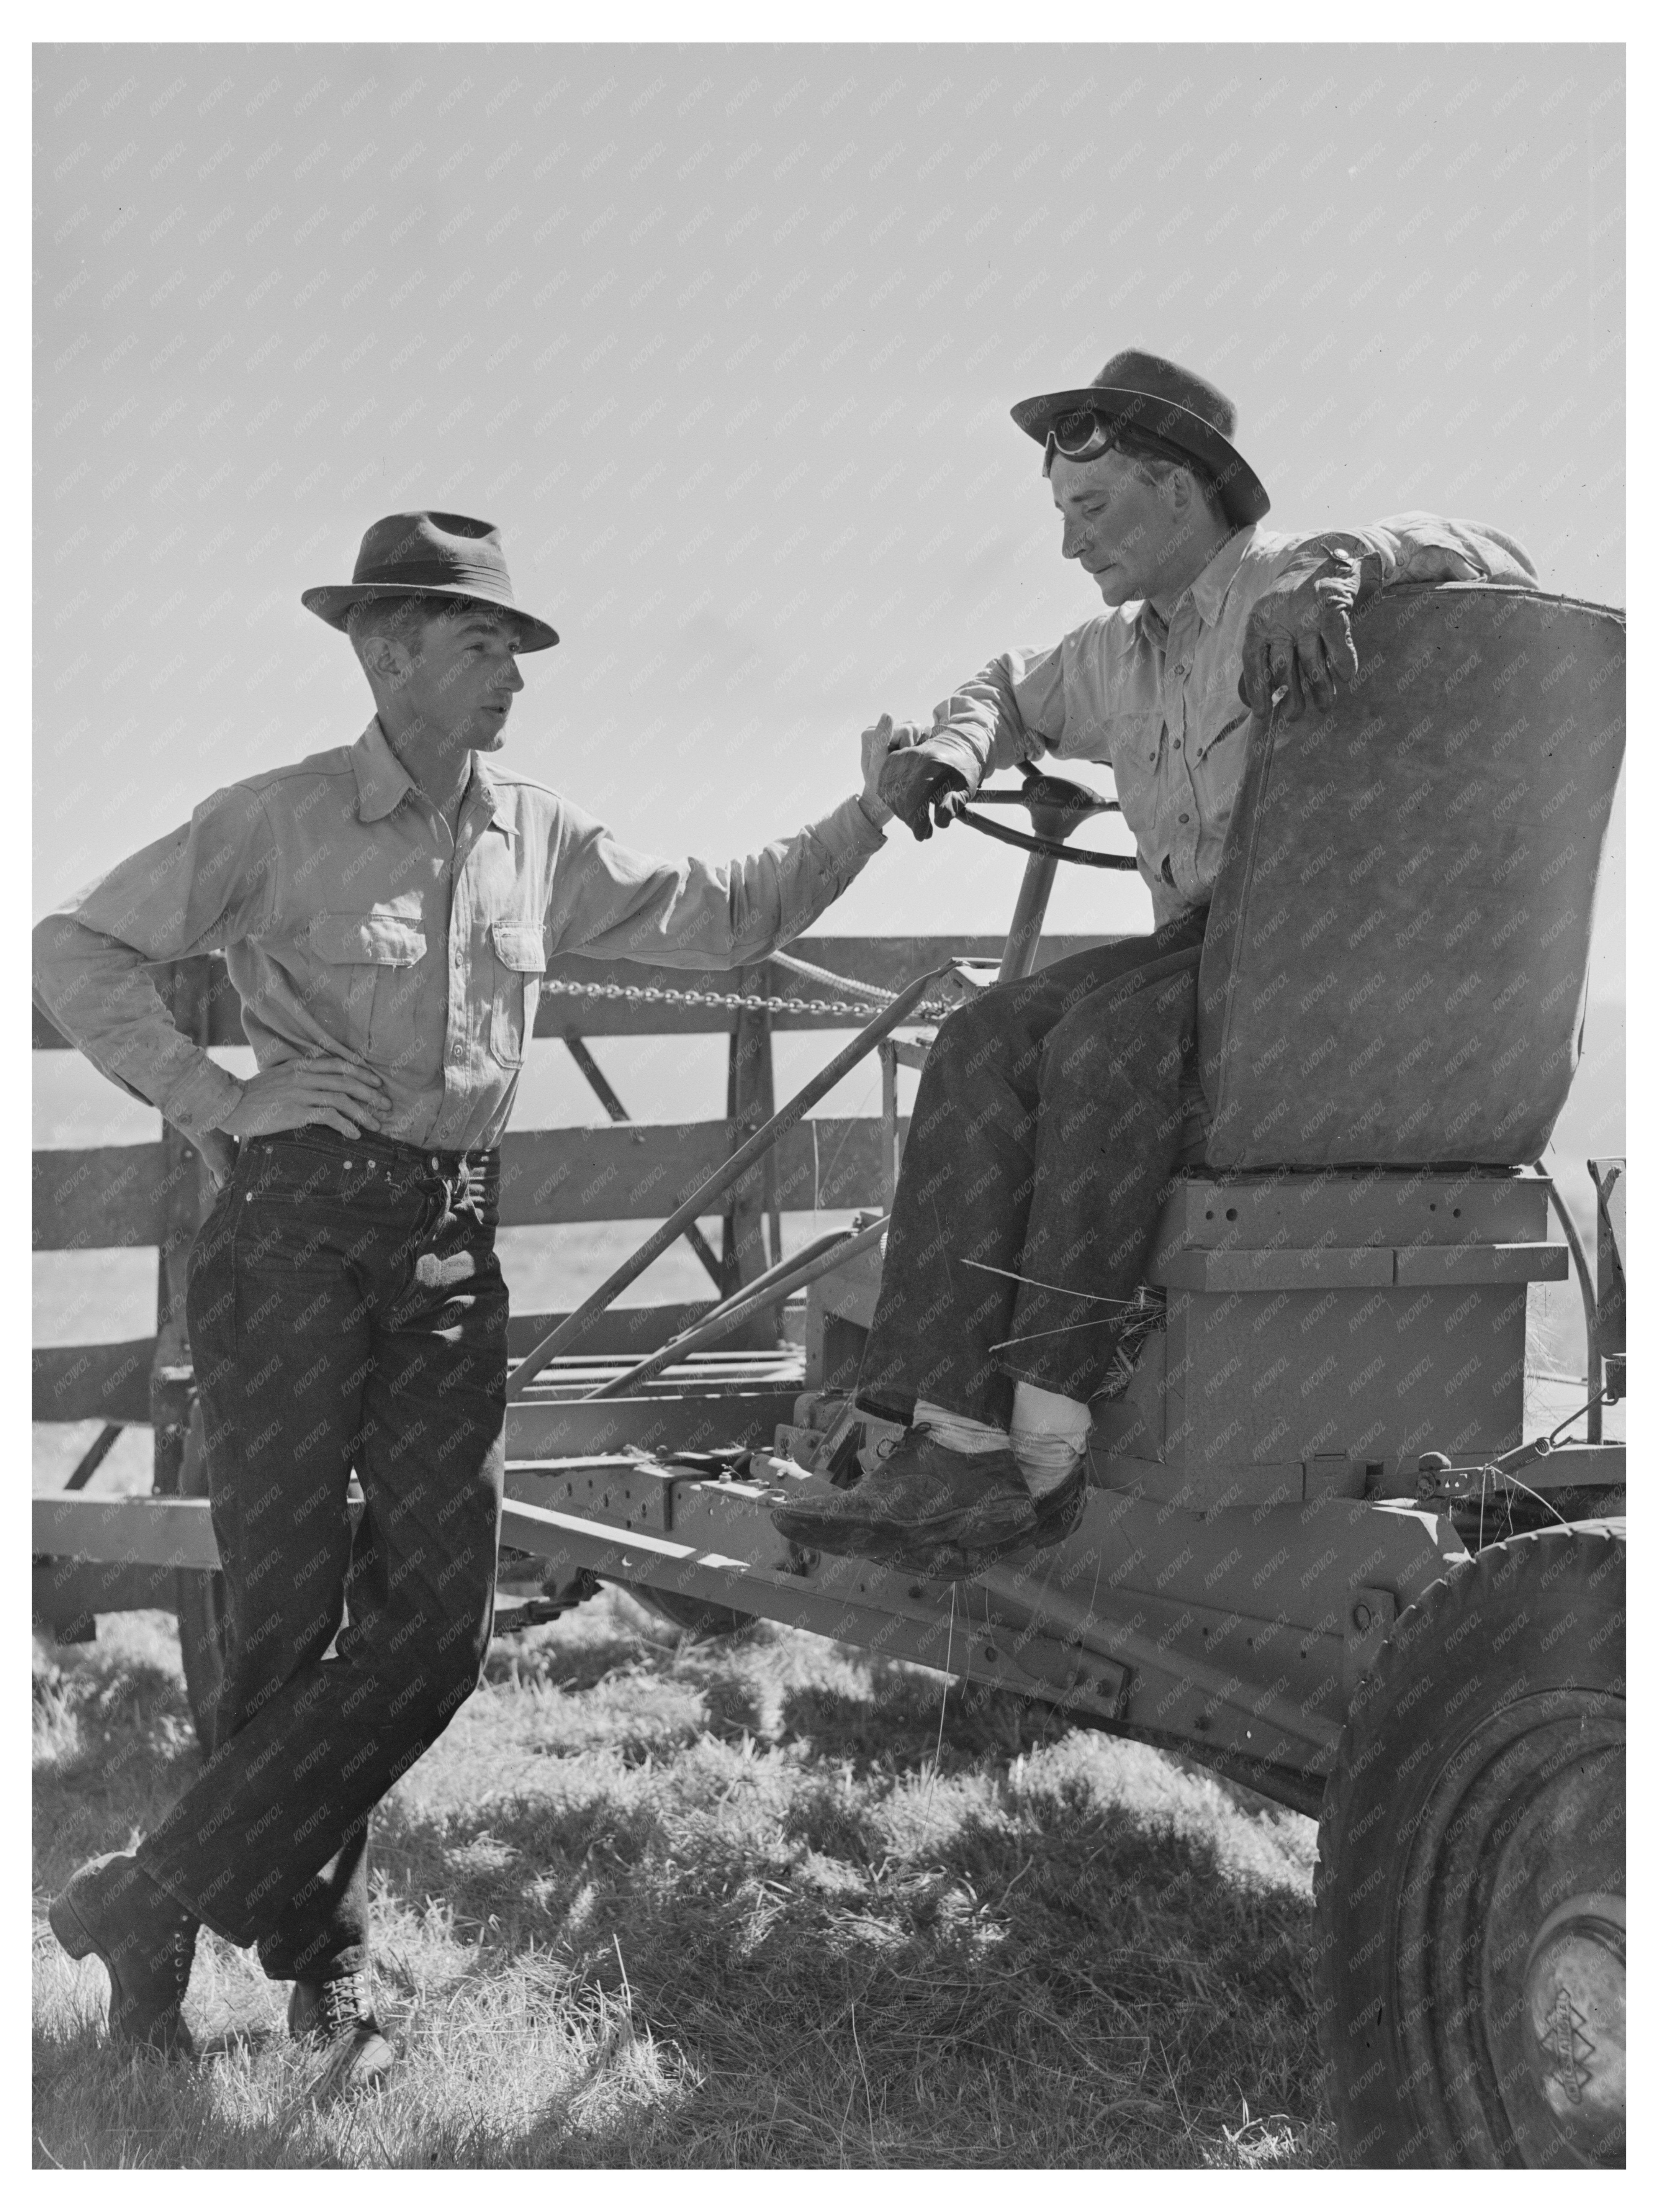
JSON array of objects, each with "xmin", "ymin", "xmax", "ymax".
[
  {"xmin": 888, "ymin": 1457, "xmax": 1090, "ymax": 1580},
  {"xmin": 770, "ymin": 1426, "xmax": 1037, "ymax": 1563},
  {"xmin": 48, "ymin": 1852, "xmax": 198, "ymax": 2057},
  {"xmin": 289, "ymin": 1965, "xmax": 394, "ymax": 2097}
]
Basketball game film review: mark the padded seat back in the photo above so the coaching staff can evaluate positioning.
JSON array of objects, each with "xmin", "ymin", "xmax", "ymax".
[{"xmin": 1197, "ymin": 584, "xmax": 1625, "ymax": 1169}]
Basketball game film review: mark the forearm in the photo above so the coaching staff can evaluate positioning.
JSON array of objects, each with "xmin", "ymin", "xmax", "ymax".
[
  {"xmin": 32, "ymin": 913, "xmax": 245, "ymax": 1137},
  {"xmin": 564, "ymin": 792, "xmax": 887, "ymax": 969},
  {"xmin": 922, "ymin": 647, "xmax": 1061, "ymax": 789},
  {"xmin": 1329, "ymin": 513, "xmax": 1540, "ymax": 594},
  {"xmin": 725, "ymin": 793, "xmax": 889, "ymax": 961}
]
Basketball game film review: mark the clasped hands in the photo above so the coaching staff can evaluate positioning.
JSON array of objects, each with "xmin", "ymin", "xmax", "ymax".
[{"xmin": 863, "ymin": 711, "xmax": 970, "ymax": 842}]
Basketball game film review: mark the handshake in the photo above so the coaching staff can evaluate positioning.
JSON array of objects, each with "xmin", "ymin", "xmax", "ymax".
[{"xmin": 859, "ymin": 712, "xmax": 971, "ymax": 843}]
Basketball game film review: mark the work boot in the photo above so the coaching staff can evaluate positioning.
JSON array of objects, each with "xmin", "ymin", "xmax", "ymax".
[
  {"xmin": 889, "ymin": 1457, "xmax": 1091, "ymax": 1581},
  {"xmin": 289, "ymin": 1966, "xmax": 394, "ymax": 2097},
  {"xmin": 47, "ymin": 1852, "xmax": 198, "ymax": 2057},
  {"xmin": 769, "ymin": 1427, "xmax": 1037, "ymax": 1563}
]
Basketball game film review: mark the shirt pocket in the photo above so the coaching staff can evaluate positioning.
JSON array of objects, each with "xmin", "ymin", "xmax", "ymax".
[
  {"xmin": 1106, "ymin": 711, "xmax": 1169, "ymax": 856},
  {"xmin": 488, "ymin": 920, "xmax": 545, "ymax": 1068},
  {"xmin": 308, "ymin": 908, "xmax": 427, "ymax": 1059},
  {"xmin": 1190, "ymin": 706, "xmax": 1253, "ymax": 821}
]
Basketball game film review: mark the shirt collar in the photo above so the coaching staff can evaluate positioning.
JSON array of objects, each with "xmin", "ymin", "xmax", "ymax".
[
  {"xmin": 469, "ymin": 760, "xmax": 517, "ymax": 839},
  {"xmin": 1189, "ymin": 524, "xmax": 1256, "ymax": 624},
  {"xmin": 1134, "ymin": 525, "xmax": 1259, "ymax": 647},
  {"xmin": 350, "ymin": 719, "xmax": 515, "ymax": 837},
  {"xmin": 351, "ymin": 718, "xmax": 417, "ymax": 822}
]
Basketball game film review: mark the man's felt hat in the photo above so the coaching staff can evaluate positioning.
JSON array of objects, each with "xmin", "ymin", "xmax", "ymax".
[
  {"xmin": 301, "ymin": 511, "xmax": 560, "ymax": 650},
  {"xmin": 1011, "ymin": 349, "xmax": 1270, "ymax": 527}
]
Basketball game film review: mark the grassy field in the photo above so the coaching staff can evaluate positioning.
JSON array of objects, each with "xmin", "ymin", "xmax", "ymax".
[{"xmin": 33, "ymin": 1595, "xmax": 1335, "ymax": 2170}]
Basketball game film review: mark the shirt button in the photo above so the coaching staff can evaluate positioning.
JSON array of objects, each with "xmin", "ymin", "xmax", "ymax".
[
  {"xmin": 1174, "ymin": 740, "xmax": 1183, "ymax": 751},
  {"xmin": 1178, "ymin": 812, "xmax": 1191, "ymax": 824}
]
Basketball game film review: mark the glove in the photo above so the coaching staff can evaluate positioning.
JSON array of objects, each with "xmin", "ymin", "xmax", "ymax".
[
  {"xmin": 1237, "ymin": 545, "xmax": 1379, "ymax": 723},
  {"xmin": 877, "ymin": 748, "xmax": 970, "ymax": 842}
]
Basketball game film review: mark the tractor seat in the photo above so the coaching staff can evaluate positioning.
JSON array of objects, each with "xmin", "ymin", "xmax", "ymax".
[
  {"xmin": 1189, "ymin": 582, "xmax": 1624, "ymax": 1174},
  {"xmin": 1093, "ymin": 583, "xmax": 1626, "ymax": 1509}
]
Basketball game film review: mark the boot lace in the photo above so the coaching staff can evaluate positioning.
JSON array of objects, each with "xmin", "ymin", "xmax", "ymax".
[{"xmin": 319, "ymin": 1970, "xmax": 371, "ymax": 2037}]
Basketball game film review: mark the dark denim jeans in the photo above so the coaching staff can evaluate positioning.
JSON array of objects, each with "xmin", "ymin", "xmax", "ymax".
[
  {"xmin": 139, "ymin": 1126, "xmax": 507, "ymax": 1979},
  {"xmin": 856, "ymin": 913, "xmax": 1207, "ymax": 1432}
]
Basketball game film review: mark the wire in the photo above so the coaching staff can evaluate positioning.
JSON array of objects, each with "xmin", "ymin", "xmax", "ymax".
[{"xmin": 961, "ymin": 1257, "xmax": 1137, "ymax": 1306}]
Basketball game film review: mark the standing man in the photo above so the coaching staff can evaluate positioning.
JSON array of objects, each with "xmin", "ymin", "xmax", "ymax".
[
  {"xmin": 36, "ymin": 511, "xmax": 895, "ymax": 2088},
  {"xmin": 772, "ymin": 349, "xmax": 1536, "ymax": 1575}
]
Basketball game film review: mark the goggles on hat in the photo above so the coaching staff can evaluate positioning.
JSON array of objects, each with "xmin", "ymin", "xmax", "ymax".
[
  {"xmin": 1042, "ymin": 408, "xmax": 1199, "ymax": 480},
  {"xmin": 1046, "ymin": 408, "xmax": 1127, "ymax": 465}
]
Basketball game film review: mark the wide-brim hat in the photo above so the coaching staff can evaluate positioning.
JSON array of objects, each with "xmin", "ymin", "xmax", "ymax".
[
  {"xmin": 302, "ymin": 511, "xmax": 560, "ymax": 650},
  {"xmin": 1011, "ymin": 349, "xmax": 1270, "ymax": 528}
]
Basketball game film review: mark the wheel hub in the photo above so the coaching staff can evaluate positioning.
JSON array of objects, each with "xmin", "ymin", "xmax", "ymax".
[{"xmin": 1522, "ymin": 1893, "xmax": 1625, "ymax": 2158}]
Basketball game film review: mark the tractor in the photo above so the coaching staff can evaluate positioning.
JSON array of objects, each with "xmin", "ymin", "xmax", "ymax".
[{"xmin": 38, "ymin": 579, "xmax": 1626, "ymax": 2165}]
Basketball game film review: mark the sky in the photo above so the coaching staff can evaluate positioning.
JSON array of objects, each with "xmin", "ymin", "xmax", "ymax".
[{"xmin": 32, "ymin": 40, "xmax": 1625, "ymax": 1155}]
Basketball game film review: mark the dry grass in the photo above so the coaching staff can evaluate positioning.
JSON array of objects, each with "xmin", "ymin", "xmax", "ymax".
[{"xmin": 33, "ymin": 1596, "xmax": 1336, "ymax": 2169}]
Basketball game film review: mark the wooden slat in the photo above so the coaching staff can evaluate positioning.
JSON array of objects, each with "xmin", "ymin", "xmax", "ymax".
[
  {"xmin": 1152, "ymin": 1241, "xmax": 1570, "ymax": 1294},
  {"xmin": 33, "ymin": 1143, "xmax": 170, "ymax": 1249},
  {"xmin": 32, "ymin": 1557, "xmax": 178, "ymax": 1632},
  {"xmin": 31, "ymin": 936, "xmax": 1107, "ymax": 1049},
  {"xmin": 34, "ymin": 1117, "xmax": 900, "ymax": 1249},
  {"xmin": 506, "ymin": 1304, "xmax": 716, "ymax": 1357},
  {"xmin": 1392, "ymin": 1241, "xmax": 1568, "ymax": 1287},
  {"xmin": 1152, "ymin": 1247, "xmax": 1395, "ymax": 1293},
  {"xmin": 31, "ymin": 1310, "xmax": 735, "ymax": 1424},
  {"xmin": 496, "ymin": 1115, "xmax": 901, "ymax": 1226},
  {"xmin": 33, "ymin": 1340, "xmax": 154, "ymax": 1424},
  {"xmin": 31, "ymin": 1492, "xmax": 220, "ymax": 1570}
]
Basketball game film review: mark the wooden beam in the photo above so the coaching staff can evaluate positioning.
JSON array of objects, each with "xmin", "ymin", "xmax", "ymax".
[
  {"xmin": 32, "ymin": 1310, "xmax": 744, "ymax": 1424},
  {"xmin": 35, "ymin": 1116, "xmax": 904, "ymax": 1250},
  {"xmin": 32, "ymin": 1491, "xmax": 220, "ymax": 1569},
  {"xmin": 32, "ymin": 1557, "xmax": 178, "ymax": 1635},
  {"xmin": 33, "ymin": 1143, "xmax": 171, "ymax": 1249},
  {"xmin": 491, "ymin": 1116, "xmax": 902, "ymax": 1227},
  {"xmin": 33, "ymin": 1340, "xmax": 155, "ymax": 1424}
]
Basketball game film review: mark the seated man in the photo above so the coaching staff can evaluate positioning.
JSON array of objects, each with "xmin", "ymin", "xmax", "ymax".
[
  {"xmin": 35, "ymin": 510, "xmax": 898, "ymax": 2083},
  {"xmin": 772, "ymin": 348, "xmax": 1535, "ymax": 1576}
]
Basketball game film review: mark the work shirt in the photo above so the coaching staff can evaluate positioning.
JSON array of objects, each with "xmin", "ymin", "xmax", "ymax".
[
  {"xmin": 918, "ymin": 513, "xmax": 1537, "ymax": 925},
  {"xmin": 32, "ymin": 717, "xmax": 888, "ymax": 1153}
]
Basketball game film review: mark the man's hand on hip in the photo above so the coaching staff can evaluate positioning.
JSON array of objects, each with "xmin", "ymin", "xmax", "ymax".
[
  {"xmin": 216, "ymin": 1054, "xmax": 393, "ymax": 1145},
  {"xmin": 1238, "ymin": 545, "xmax": 1378, "ymax": 723},
  {"xmin": 877, "ymin": 735, "xmax": 970, "ymax": 842}
]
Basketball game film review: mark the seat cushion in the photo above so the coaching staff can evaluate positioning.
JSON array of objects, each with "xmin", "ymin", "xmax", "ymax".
[{"xmin": 1196, "ymin": 584, "xmax": 1624, "ymax": 1169}]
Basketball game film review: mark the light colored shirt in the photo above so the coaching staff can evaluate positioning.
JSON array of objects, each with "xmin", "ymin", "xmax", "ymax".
[
  {"xmin": 918, "ymin": 514, "xmax": 1537, "ymax": 925},
  {"xmin": 33, "ymin": 717, "xmax": 888, "ymax": 1152}
]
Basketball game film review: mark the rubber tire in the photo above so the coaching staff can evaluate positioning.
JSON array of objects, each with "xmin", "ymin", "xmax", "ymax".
[
  {"xmin": 626, "ymin": 1583, "xmax": 756, "ymax": 1642},
  {"xmin": 1314, "ymin": 1524, "xmax": 1625, "ymax": 2168},
  {"xmin": 173, "ymin": 1397, "xmax": 229, "ymax": 1756}
]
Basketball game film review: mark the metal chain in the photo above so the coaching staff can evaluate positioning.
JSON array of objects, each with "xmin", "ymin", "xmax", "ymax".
[{"xmin": 540, "ymin": 973, "xmax": 954, "ymax": 1021}]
